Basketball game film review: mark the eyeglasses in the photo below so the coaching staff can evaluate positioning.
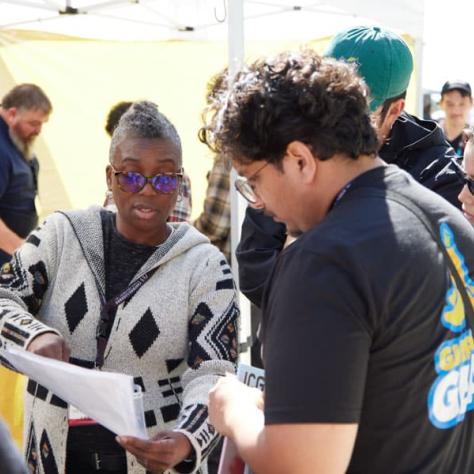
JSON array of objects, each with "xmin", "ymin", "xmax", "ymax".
[
  {"xmin": 112, "ymin": 167, "xmax": 183, "ymax": 194},
  {"xmin": 450, "ymin": 159, "xmax": 474, "ymax": 195},
  {"xmin": 234, "ymin": 161, "xmax": 270, "ymax": 204}
]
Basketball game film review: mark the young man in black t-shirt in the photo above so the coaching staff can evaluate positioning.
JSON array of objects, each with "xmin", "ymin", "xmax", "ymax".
[{"xmin": 202, "ymin": 50, "xmax": 474, "ymax": 473}]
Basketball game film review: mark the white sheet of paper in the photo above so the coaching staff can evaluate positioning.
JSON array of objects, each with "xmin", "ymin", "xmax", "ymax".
[{"xmin": 3, "ymin": 347, "xmax": 148, "ymax": 439}]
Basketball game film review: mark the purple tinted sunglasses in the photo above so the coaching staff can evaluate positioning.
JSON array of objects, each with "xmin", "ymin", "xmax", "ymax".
[{"xmin": 112, "ymin": 167, "xmax": 183, "ymax": 194}]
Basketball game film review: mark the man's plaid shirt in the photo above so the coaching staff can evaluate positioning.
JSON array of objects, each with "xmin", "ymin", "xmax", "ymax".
[
  {"xmin": 168, "ymin": 172, "xmax": 192, "ymax": 223},
  {"xmin": 193, "ymin": 156, "xmax": 230, "ymax": 261}
]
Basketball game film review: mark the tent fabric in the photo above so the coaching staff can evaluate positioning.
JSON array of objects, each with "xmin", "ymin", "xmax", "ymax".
[
  {"xmin": 0, "ymin": 32, "xmax": 306, "ymax": 218},
  {"xmin": 0, "ymin": 30, "xmax": 418, "ymax": 220},
  {"xmin": 0, "ymin": 1, "xmax": 424, "ymax": 40}
]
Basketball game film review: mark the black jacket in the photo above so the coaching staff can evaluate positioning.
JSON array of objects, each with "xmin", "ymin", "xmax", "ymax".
[
  {"xmin": 236, "ymin": 112, "xmax": 464, "ymax": 307},
  {"xmin": 380, "ymin": 112, "xmax": 462, "ymax": 208}
]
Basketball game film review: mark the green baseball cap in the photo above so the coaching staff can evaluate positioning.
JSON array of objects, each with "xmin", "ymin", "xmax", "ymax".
[{"xmin": 325, "ymin": 26, "xmax": 414, "ymax": 111}]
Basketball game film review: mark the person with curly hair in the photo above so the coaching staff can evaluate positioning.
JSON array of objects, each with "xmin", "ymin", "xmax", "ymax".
[
  {"xmin": 203, "ymin": 50, "xmax": 474, "ymax": 473},
  {"xmin": 236, "ymin": 26, "xmax": 465, "ymax": 309}
]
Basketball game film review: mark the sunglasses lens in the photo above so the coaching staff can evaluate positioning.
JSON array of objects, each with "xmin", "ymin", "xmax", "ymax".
[
  {"xmin": 118, "ymin": 172, "xmax": 146, "ymax": 193},
  {"xmin": 468, "ymin": 180, "xmax": 474, "ymax": 195},
  {"xmin": 152, "ymin": 175, "xmax": 178, "ymax": 194}
]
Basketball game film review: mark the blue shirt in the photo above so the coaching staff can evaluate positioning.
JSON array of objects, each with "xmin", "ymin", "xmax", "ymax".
[{"xmin": 0, "ymin": 116, "xmax": 38, "ymax": 264}]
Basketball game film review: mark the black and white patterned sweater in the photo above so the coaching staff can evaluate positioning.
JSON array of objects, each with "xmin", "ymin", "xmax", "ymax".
[{"xmin": 0, "ymin": 207, "xmax": 239, "ymax": 474}]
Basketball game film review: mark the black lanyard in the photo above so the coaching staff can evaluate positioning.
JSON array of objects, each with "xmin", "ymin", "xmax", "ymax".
[{"xmin": 95, "ymin": 267, "xmax": 159, "ymax": 368}]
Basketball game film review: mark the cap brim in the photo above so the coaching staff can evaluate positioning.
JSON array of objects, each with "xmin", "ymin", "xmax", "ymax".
[{"xmin": 369, "ymin": 97, "xmax": 383, "ymax": 112}]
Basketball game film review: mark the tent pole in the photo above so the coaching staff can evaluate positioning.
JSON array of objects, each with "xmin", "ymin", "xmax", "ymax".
[
  {"xmin": 415, "ymin": 35, "xmax": 424, "ymax": 117},
  {"xmin": 227, "ymin": 0, "xmax": 251, "ymax": 362}
]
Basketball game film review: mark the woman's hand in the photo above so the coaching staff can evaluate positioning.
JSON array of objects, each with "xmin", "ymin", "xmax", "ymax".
[
  {"xmin": 26, "ymin": 332, "xmax": 70, "ymax": 361},
  {"xmin": 117, "ymin": 430, "xmax": 193, "ymax": 474}
]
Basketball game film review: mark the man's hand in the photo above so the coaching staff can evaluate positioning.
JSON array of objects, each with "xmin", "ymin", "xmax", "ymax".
[
  {"xmin": 26, "ymin": 332, "xmax": 70, "ymax": 361},
  {"xmin": 208, "ymin": 374, "xmax": 264, "ymax": 437},
  {"xmin": 116, "ymin": 430, "xmax": 193, "ymax": 474}
]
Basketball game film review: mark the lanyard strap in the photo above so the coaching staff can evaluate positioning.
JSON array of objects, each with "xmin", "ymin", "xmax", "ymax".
[
  {"xmin": 367, "ymin": 188, "xmax": 474, "ymax": 329},
  {"xmin": 95, "ymin": 267, "xmax": 159, "ymax": 368}
]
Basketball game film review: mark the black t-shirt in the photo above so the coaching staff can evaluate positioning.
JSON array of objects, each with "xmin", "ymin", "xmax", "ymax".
[{"xmin": 262, "ymin": 165, "xmax": 474, "ymax": 473}]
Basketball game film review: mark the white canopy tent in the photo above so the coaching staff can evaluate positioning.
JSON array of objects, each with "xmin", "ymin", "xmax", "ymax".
[
  {"xmin": 0, "ymin": 1, "xmax": 424, "ymax": 42},
  {"xmin": 0, "ymin": 0, "xmax": 426, "ymax": 358},
  {"xmin": 0, "ymin": 1, "xmax": 426, "ymax": 111}
]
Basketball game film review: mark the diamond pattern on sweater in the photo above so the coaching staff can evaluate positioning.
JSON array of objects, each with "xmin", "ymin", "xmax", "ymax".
[
  {"xmin": 129, "ymin": 308, "xmax": 160, "ymax": 357},
  {"xmin": 166, "ymin": 358, "xmax": 184, "ymax": 373},
  {"xmin": 188, "ymin": 301, "xmax": 239, "ymax": 368},
  {"xmin": 40, "ymin": 429, "xmax": 59, "ymax": 474},
  {"xmin": 160, "ymin": 403, "xmax": 180, "ymax": 423},
  {"xmin": 64, "ymin": 283, "xmax": 88, "ymax": 334},
  {"xmin": 26, "ymin": 422, "xmax": 39, "ymax": 474}
]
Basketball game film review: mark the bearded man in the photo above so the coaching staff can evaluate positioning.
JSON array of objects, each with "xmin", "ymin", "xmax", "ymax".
[{"xmin": 0, "ymin": 83, "xmax": 52, "ymax": 266}]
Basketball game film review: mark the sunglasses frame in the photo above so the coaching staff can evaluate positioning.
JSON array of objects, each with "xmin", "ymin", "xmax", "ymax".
[
  {"xmin": 450, "ymin": 158, "xmax": 474, "ymax": 195},
  {"xmin": 111, "ymin": 167, "xmax": 183, "ymax": 194}
]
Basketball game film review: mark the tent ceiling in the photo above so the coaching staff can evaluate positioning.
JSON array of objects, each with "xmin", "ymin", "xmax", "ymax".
[{"xmin": 0, "ymin": 0, "xmax": 424, "ymax": 40}]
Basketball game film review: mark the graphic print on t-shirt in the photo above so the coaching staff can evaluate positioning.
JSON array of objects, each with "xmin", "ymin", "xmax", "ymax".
[{"xmin": 428, "ymin": 223, "xmax": 474, "ymax": 429}]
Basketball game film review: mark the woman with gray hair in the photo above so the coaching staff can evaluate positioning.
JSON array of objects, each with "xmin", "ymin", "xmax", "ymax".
[{"xmin": 0, "ymin": 101, "xmax": 239, "ymax": 474}]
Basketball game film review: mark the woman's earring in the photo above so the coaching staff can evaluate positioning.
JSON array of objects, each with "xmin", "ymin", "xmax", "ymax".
[{"xmin": 104, "ymin": 190, "xmax": 114, "ymax": 207}]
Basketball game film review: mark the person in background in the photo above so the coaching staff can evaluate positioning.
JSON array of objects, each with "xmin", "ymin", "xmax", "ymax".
[
  {"xmin": 202, "ymin": 48, "xmax": 474, "ymax": 474},
  {"xmin": 0, "ymin": 101, "xmax": 239, "ymax": 474},
  {"xmin": 0, "ymin": 83, "xmax": 52, "ymax": 459},
  {"xmin": 193, "ymin": 155, "xmax": 231, "ymax": 262},
  {"xmin": 236, "ymin": 26, "xmax": 465, "ymax": 309},
  {"xmin": 0, "ymin": 83, "xmax": 52, "ymax": 266},
  {"xmin": 439, "ymin": 80, "xmax": 473, "ymax": 157},
  {"xmin": 194, "ymin": 74, "xmax": 232, "ymax": 263},
  {"xmin": 456, "ymin": 127, "xmax": 474, "ymax": 224},
  {"xmin": 105, "ymin": 101, "xmax": 193, "ymax": 222}
]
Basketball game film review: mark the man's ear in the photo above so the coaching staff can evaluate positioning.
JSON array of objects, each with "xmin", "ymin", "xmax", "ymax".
[
  {"xmin": 105, "ymin": 164, "xmax": 113, "ymax": 190},
  {"xmin": 4, "ymin": 107, "xmax": 17, "ymax": 126},
  {"xmin": 385, "ymin": 98, "xmax": 405, "ymax": 129},
  {"xmin": 285, "ymin": 141, "xmax": 317, "ymax": 183}
]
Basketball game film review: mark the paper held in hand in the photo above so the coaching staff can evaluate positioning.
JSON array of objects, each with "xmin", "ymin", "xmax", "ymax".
[{"xmin": 2, "ymin": 347, "xmax": 148, "ymax": 439}]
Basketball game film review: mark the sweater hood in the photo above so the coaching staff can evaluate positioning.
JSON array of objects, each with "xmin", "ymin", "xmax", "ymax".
[
  {"xmin": 57, "ymin": 206, "xmax": 210, "ymax": 297},
  {"xmin": 380, "ymin": 112, "xmax": 454, "ymax": 163}
]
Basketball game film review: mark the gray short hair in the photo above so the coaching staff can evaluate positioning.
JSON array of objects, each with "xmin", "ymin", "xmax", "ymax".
[{"xmin": 109, "ymin": 101, "xmax": 182, "ymax": 164}]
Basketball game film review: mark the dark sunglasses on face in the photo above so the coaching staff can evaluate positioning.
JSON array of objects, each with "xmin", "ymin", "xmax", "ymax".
[
  {"xmin": 112, "ymin": 167, "xmax": 183, "ymax": 194},
  {"xmin": 451, "ymin": 159, "xmax": 474, "ymax": 195}
]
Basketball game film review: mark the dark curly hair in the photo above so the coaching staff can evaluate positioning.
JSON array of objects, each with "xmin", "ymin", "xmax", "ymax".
[
  {"xmin": 200, "ymin": 49, "xmax": 378, "ymax": 165},
  {"xmin": 105, "ymin": 101, "xmax": 133, "ymax": 136}
]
